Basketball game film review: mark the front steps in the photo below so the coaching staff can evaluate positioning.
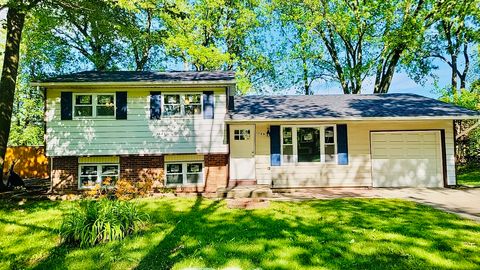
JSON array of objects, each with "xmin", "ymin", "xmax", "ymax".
[{"xmin": 217, "ymin": 185, "xmax": 275, "ymax": 199}]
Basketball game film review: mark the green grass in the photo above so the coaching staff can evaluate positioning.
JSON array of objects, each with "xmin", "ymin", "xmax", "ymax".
[
  {"xmin": 457, "ymin": 166, "xmax": 480, "ymax": 187},
  {"xmin": 1, "ymin": 197, "xmax": 480, "ymax": 270}
]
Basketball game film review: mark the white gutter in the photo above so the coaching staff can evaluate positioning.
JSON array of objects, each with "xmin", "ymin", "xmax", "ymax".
[
  {"xmin": 225, "ymin": 115, "xmax": 480, "ymax": 122},
  {"xmin": 30, "ymin": 80, "xmax": 236, "ymax": 87}
]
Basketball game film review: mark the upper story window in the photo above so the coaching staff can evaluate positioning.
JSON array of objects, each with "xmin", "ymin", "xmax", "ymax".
[
  {"xmin": 74, "ymin": 93, "xmax": 115, "ymax": 118},
  {"xmin": 163, "ymin": 93, "xmax": 202, "ymax": 117},
  {"xmin": 281, "ymin": 125, "xmax": 337, "ymax": 164}
]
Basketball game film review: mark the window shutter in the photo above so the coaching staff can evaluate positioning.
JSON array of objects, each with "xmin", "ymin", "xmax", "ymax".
[
  {"xmin": 270, "ymin": 125, "xmax": 281, "ymax": 166},
  {"xmin": 203, "ymin": 91, "xmax": 214, "ymax": 119},
  {"xmin": 116, "ymin": 92, "xmax": 127, "ymax": 120},
  {"xmin": 150, "ymin": 91, "xmax": 161, "ymax": 119},
  {"xmin": 337, "ymin": 124, "xmax": 349, "ymax": 165},
  {"xmin": 61, "ymin": 92, "xmax": 72, "ymax": 120}
]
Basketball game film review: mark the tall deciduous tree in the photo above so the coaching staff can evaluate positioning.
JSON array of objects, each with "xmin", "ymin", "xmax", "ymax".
[
  {"xmin": 424, "ymin": 0, "xmax": 479, "ymax": 94},
  {"xmin": 272, "ymin": 0, "xmax": 447, "ymax": 94},
  {"xmin": 0, "ymin": 0, "xmax": 40, "ymax": 189}
]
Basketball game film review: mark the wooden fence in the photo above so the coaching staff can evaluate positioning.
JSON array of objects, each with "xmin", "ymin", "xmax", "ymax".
[{"xmin": 3, "ymin": 146, "xmax": 49, "ymax": 179}]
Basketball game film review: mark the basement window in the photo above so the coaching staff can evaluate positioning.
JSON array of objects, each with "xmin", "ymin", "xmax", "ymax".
[
  {"xmin": 165, "ymin": 162, "xmax": 204, "ymax": 186},
  {"xmin": 78, "ymin": 164, "xmax": 119, "ymax": 189}
]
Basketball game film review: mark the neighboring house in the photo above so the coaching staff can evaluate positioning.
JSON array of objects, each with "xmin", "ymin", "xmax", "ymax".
[{"xmin": 32, "ymin": 71, "xmax": 479, "ymax": 193}]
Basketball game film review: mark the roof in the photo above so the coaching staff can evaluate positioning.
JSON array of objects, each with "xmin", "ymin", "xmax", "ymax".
[
  {"xmin": 227, "ymin": 93, "xmax": 480, "ymax": 121},
  {"xmin": 32, "ymin": 71, "xmax": 236, "ymax": 86}
]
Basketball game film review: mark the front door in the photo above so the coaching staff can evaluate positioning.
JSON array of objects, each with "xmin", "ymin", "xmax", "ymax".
[{"xmin": 230, "ymin": 125, "xmax": 256, "ymax": 181}]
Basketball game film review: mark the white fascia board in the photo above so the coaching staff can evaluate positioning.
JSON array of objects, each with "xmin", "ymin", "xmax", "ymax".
[{"xmin": 225, "ymin": 115, "xmax": 480, "ymax": 123}]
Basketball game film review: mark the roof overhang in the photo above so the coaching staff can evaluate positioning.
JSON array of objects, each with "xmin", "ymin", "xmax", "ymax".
[
  {"xmin": 225, "ymin": 115, "xmax": 480, "ymax": 123},
  {"xmin": 31, "ymin": 80, "xmax": 236, "ymax": 88}
]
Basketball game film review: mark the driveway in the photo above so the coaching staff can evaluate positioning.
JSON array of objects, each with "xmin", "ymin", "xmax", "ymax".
[{"xmin": 273, "ymin": 188, "xmax": 480, "ymax": 221}]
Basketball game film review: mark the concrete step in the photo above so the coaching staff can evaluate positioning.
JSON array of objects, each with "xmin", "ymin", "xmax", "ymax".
[{"xmin": 217, "ymin": 185, "xmax": 274, "ymax": 199}]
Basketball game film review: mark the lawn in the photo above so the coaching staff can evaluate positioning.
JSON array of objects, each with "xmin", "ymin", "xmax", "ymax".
[
  {"xmin": 1, "ymin": 197, "xmax": 480, "ymax": 270},
  {"xmin": 457, "ymin": 165, "xmax": 480, "ymax": 187}
]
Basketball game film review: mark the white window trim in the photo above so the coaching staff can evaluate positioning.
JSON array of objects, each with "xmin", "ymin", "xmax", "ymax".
[
  {"xmin": 73, "ymin": 93, "xmax": 116, "ymax": 119},
  {"xmin": 164, "ymin": 161, "xmax": 205, "ymax": 187},
  {"xmin": 234, "ymin": 129, "xmax": 251, "ymax": 140},
  {"xmin": 78, "ymin": 163, "xmax": 120, "ymax": 189},
  {"xmin": 161, "ymin": 92, "xmax": 204, "ymax": 118},
  {"xmin": 280, "ymin": 125, "xmax": 338, "ymax": 165}
]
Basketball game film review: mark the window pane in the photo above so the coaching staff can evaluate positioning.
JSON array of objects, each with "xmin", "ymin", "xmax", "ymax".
[
  {"xmin": 184, "ymin": 94, "xmax": 201, "ymax": 104},
  {"xmin": 163, "ymin": 105, "xmax": 181, "ymax": 116},
  {"xmin": 97, "ymin": 95, "xmax": 114, "ymax": 105},
  {"xmin": 164, "ymin": 95, "xmax": 180, "ymax": 104},
  {"xmin": 186, "ymin": 174, "xmax": 202, "ymax": 184},
  {"xmin": 80, "ymin": 176, "xmax": 98, "ymax": 187},
  {"xmin": 101, "ymin": 176, "xmax": 117, "ymax": 186},
  {"xmin": 297, "ymin": 128, "xmax": 321, "ymax": 162},
  {"xmin": 81, "ymin": 166, "xmax": 97, "ymax": 176},
  {"xmin": 187, "ymin": 163, "xmax": 202, "ymax": 173},
  {"xmin": 325, "ymin": 126, "xmax": 335, "ymax": 144},
  {"xmin": 75, "ymin": 95, "xmax": 92, "ymax": 105},
  {"xmin": 282, "ymin": 145, "xmax": 294, "ymax": 163},
  {"xmin": 184, "ymin": 105, "xmax": 202, "ymax": 115},
  {"xmin": 101, "ymin": 165, "xmax": 119, "ymax": 175},
  {"xmin": 325, "ymin": 145, "xmax": 336, "ymax": 162},
  {"xmin": 74, "ymin": 106, "xmax": 93, "ymax": 117},
  {"xmin": 166, "ymin": 174, "xmax": 183, "ymax": 184},
  {"xmin": 283, "ymin": 127, "xmax": 292, "ymax": 144},
  {"xmin": 97, "ymin": 105, "xmax": 115, "ymax": 116},
  {"xmin": 167, "ymin": 164, "xmax": 182, "ymax": 174}
]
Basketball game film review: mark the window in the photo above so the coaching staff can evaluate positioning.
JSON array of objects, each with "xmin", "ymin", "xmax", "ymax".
[
  {"xmin": 162, "ymin": 93, "xmax": 202, "ymax": 117},
  {"xmin": 79, "ymin": 164, "xmax": 119, "ymax": 189},
  {"xmin": 234, "ymin": 129, "xmax": 250, "ymax": 140},
  {"xmin": 74, "ymin": 93, "xmax": 115, "ymax": 118},
  {"xmin": 281, "ymin": 125, "xmax": 337, "ymax": 164},
  {"xmin": 165, "ymin": 162, "xmax": 204, "ymax": 186}
]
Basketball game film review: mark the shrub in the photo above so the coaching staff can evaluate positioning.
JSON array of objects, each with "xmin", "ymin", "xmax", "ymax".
[{"xmin": 59, "ymin": 199, "xmax": 148, "ymax": 247}]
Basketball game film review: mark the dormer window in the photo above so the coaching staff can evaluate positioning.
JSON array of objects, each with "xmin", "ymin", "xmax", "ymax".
[{"xmin": 73, "ymin": 93, "xmax": 115, "ymax": 118}]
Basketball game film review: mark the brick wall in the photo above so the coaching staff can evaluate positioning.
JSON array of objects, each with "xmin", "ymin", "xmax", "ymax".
[
  {"xmin": 204, "ymin": 154, "xmax": 229, "ymax": 192},
  {"xmin": 51, "ymin": 154, "xmax": 229, "ymax": 194},
  {"xmin": 120, "ymin": 155, "xmax": 164, "ymax": 182},
  {"xmin": 52, "ymin": 156, "xmax": 78, "ymax": 192}
]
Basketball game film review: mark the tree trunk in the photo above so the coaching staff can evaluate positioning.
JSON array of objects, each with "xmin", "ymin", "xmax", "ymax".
[
  {"xmin": 0, "ymin": 7, "xmax": 26, "ymax": 190},
  {"xmin": 451, "ymin": 54, "xmax": 458, "ymax": 95}
]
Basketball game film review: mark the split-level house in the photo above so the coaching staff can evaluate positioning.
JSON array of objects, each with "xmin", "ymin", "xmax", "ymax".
[{"xmin": 32, "ymin": 71, "xmax": 479, "ymax": 193}]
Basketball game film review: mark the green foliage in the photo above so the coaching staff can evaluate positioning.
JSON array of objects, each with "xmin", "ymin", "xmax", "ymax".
[
  {"xmin": 439, "ymin": 84, "xmax": 480, "ymax": 111},
  {"xmin": 59, "ymin": 199, "xmax": 148, "ymax": 247}
]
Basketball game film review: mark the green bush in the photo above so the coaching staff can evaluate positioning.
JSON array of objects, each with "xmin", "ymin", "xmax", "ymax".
[{"xmin": 59, "ymin": 199, "xmax": 148, "ymax": 247}]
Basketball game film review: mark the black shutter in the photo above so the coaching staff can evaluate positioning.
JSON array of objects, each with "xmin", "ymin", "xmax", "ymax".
[
  {"xmin": 203, "ymin": 91, "xmax": 214, "ymax": 119},
  {"xmin": 270, "ymin": 125, "xmax": 281, "ymax": 166},
  {"xmin": 61, "ymin": 92, "xmax": 72, "ymax": 120},
  {"xmin": 150, "ymin": 91, "xmax": 161, "ymax": 119},
  {"xmin": 337, "ymin": 124, "xmax": 349, "ymax": 165},
  {"xmin": 116, "ymin": 92, "xmax": 127, "ymax": 120}
]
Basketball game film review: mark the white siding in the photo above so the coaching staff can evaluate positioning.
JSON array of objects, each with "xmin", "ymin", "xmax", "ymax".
[
  {"xmin": 46, "ymin": 88, "xmax": 229, "ymax": 156},
  {"xmin": 253, "ymin": 120, "xmax": 455, "ymax": 187}
]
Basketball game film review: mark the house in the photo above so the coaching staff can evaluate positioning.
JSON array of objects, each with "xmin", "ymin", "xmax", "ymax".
[{"xmin": 32, "ymin": 71, "xmax": 479, "ymax": 193}]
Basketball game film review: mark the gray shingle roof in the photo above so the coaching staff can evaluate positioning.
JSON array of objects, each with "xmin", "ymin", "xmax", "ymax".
[
  {"xmin": 36, "ymin": 71, "xmax": 235, "ymax": 83},
  {"xmin": 228, "ymin": 93, "xmax": 479, "ymax": 120}
]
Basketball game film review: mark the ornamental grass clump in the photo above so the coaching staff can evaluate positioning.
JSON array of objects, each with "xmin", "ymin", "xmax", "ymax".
[{"xmin": 60, "ymin": 199, "xmax": 148, "ymax": 247}]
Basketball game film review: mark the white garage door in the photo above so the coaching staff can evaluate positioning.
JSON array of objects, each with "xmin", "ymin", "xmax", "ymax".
[{"xmin": 371, "ymin": 131, "xmax": 443, "ymax": 187}]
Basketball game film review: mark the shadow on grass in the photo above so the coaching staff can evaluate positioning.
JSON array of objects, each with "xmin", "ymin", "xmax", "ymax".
[
  {"xmin": 12, "ymin": 197, "xmax": 480, "ymax": 270},
  {"xmin": 132, "ymin": 198, "xmax": 480, "ymax": 270}
]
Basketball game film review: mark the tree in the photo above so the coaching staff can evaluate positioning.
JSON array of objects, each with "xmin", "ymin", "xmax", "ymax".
[
  {"xmin": 272, "ymin": 0, "xmax": 448, "ymax": 94},
  {"xmin": 0, "ymin": 0, "xmax": 40, "ymax": 190},
  {"xmin": 424, "ymin": 0, "xmax": 479, "ymax": 94}
]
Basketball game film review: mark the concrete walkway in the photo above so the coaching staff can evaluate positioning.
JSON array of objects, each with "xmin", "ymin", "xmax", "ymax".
[{"xmin": 273, "ymin": 188, "xmax": 480, "ymax": 221}]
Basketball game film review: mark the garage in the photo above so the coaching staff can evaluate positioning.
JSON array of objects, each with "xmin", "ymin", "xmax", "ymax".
[{"xmin": 371, "ymin": 131, "xmax": 444, "ymax": 187}]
